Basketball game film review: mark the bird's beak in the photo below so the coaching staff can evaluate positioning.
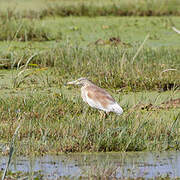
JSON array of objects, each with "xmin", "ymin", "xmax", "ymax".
[{"xmin": 67, "ymin": 80, "xmax": 78, "ymax": 85}]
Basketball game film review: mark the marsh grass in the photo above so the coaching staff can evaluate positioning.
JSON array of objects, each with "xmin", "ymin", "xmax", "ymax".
[
  {"xmin": 0, "ymin": 14, "xmax": 179, "ymax": 156},
  {"xmin": 0, "ymin": 45, "xmax": 179, "ymax": 91},
  {"xmin": 0, "ymin": 53, "xmax": 179, "ymax": 156},
  {"xmin": 0, "ymin": 18, "xmax": 62, "ymax": 41},
  {"xmin": 0, "ymin": 89, "xmax": 179, "ymax": 156},
  {"xmin": 0, "ymin": 16, "xmax": 179, "ymax": 44},
  {"xmin": 0, "ymin": 0, "xmax": 180, "ymax": 19}
]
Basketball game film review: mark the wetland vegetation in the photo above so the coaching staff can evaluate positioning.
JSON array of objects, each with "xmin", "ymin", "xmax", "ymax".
[
  {"xmin": 1, "ymin": 152, "xmax": 180, "ymax": 179},
  {"xmin": 0, "ymin": 0, "xmax": 180, "ymax": 18},
  {"xmin": 0, "ymin": 0, "xmax": 180, "ymax": 158}
]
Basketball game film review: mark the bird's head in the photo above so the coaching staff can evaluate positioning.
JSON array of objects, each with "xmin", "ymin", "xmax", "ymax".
[{"xmin": 67, "ymin": 77, "xmax": 91, "ymax": 86}]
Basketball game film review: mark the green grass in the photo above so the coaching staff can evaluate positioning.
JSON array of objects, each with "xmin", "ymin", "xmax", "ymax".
[
  {"xmin": 0, "ymin": 46, "xmax": 179, "ymax": 91},
  {"xmin": 0, "ymin": 68, "xmax": 179, "ymax": 155},
  {"xmin": 0, "ymin": 0, "xmax": 180, "ymax": 18},
  {"xmin": 0, "ymin": 84, "xmax": 180, "ymax": 155},
  {"xmin": 0, "ymin": 16, "xmax": 180, "ymax": 46},
  {"xmin": 0, "ymin": 16, "xmax": 179, "ymax": 91},
  {"xmin": 0, "ymin": 15, "xmax": 179, "ymax": 156}
]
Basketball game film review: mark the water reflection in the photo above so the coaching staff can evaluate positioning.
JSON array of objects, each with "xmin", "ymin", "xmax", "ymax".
[{"xmin": 0, "ymin": 151, "xmax": 180, "ymax": 179}]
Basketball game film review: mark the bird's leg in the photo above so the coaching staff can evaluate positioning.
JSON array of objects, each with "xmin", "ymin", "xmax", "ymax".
[
  {"xmin": 104, "ymin": 112, "xmax": 108, "ymax": 119},
  {"xmin": 99, "ymin": 111, "xmax": 103, "ymax": 119},
  {"xmin": 99, "ymin": 111, "xmax": 104, "ymax": 119},
  {"xmin": 99, "ymin": 111, "xmax": 108, "ymax": 119}
]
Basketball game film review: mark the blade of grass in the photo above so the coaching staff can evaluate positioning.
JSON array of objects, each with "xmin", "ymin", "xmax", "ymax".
[
  {"xmin": 2, "ymin": 120, "xmax": 22, "ymax": 180},
  {"xmin": 132, "ymin": 34, "xmax": 149, "ymax": 64},
  {"xmin": 7, "ymin": 22, "xmax": 23, "ymax": 53},
  {"xmin": 160, "ymin": 68, "xmax": 177, "ymax": 77},
  {"xmin": 172, "ymin": 26, "xmax": 180, "ymax": 34}
]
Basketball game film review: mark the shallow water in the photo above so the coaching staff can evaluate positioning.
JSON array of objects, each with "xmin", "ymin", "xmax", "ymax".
[{"xmin": 0, "ymin": 151, "xmax": 180, "ymax": 179}]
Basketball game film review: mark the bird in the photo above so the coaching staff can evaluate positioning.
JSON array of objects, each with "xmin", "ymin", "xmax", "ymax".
[{"xmin": 67, "ymin": 77, "xmax": 123, "ymax": 115}]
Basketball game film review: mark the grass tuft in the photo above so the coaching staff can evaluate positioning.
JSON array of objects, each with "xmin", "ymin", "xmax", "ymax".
[{"xmin": 0, "ymin": 18, "xmax": 62, "ymax": 41}]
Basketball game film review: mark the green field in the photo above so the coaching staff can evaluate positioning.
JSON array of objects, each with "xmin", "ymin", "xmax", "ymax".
[{"xmin": 0, "ymin": 0, "xmax": 180, "ymax": 156}]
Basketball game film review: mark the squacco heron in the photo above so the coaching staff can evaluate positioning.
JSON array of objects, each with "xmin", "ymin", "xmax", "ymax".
[{"xmin": 67, "ymin": 78, "xmax": 123, "ymax": 115}]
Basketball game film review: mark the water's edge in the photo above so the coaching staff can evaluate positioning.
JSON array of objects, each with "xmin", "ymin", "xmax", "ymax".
[{"xmin": 0, "ymin": 151, "xmax": 180, "ymax": 179}]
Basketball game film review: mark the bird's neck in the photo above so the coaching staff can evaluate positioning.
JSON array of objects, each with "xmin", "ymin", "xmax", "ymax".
[{"xmin": 81, "ymin": 83, "xmax": 97, "ymax": 90}]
